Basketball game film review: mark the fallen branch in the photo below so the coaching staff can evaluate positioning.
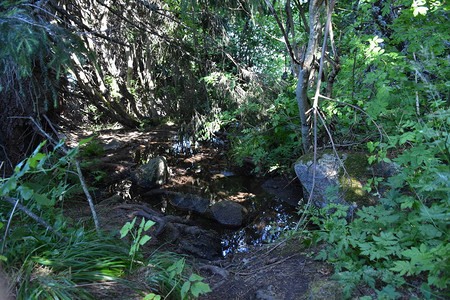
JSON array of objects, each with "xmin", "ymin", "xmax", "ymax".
[{"xmin": 1, "ymin": 197, "xmax": 66, "ymax": 241}]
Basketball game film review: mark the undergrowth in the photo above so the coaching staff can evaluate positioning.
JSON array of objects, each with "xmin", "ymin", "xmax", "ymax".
[
  {"xmin": 0, "ymin": 140, "xmax": 210, "ymax": 299},
  {"xmin": 306, "ymin": 109, "xmax": 449, "ymax": 299}
]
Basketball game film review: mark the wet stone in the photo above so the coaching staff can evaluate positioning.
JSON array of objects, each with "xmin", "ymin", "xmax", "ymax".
[
  {"xmin": 210, "ymin": 200, "xmax": 244, "ymax": 227},
  {"xmin": 170, "ymin": 193, "xmax": 210, "ymax": 213}
]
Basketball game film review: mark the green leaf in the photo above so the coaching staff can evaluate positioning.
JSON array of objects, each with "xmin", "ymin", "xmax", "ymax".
[
  {"xmin": 143, "ymin": 293, "xmax": 161, "ymax": 300},
  {"xmin": 79, "ymin": 136, "xmax": 94, "ymax": 146},
  {"xmin": 190, "ymin": 281, "xmax": 211, "ymax": 297},
  {"xmin": 391, "ymin": 261, "xmax": 413, "ymax": 276},
  {"xmin": 181, "ymin": 281, "xmax": 190, "ymax": 300},
  {"xmin": 167, "ymin": 258, "xmax": 185, "ymax": 276},
  {"xmin": 18, "ymin": 185, "xmax": 33, "ymax": 200},
  {"xmin": 28, "ymin": 152, "xmax": 46, "ymax": 168},
  {"xmin": 189, "ymin": 274, "xmax": 204, "ymax": 282},
  {"xmin": 34, "ymin": 192, "xmax": 54, "ymax": 206},
  {"xmin": 399, "ymin": 132, "xmax": 415, "ymax": 145},
  {"xmin": 120, "ymin": 218, "xmax": 136, "ymax": 238},
  {"xmin": 144, "ymin": 220, "xmax": 155, "ymax": 231},
  {"xmin": 139, "ymin": 235, "xmax": 151, "ymax": 245},
  {"xmin": 0, "ymin": 177, "xmax": 17, "ymax": 195}
]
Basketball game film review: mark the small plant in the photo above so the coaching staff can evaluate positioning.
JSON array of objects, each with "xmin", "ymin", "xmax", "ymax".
[
  {"xmin": 120, "ymin": 218, "xmax": 212, "ymax": 299},
  {"xmin": 79, "ymin": 137, "xmax": 105, "ymax": 157},
  {"xmin": 120, "ymin": 216, "xmax": 155, "ymax": 271},
  {"xmin": 164, "ymin": 257, "xmax": 211, "ymax": 300}
]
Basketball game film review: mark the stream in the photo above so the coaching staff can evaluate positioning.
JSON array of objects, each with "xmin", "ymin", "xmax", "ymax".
[{"xmin": 104, "ymin": 129, "xmax": 302, "ymax": 257}]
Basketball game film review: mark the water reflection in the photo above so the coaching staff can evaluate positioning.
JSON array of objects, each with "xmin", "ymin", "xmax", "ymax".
[{"xmin": 125, "ymin": 133, "xmax": 301, "ymax": 257}]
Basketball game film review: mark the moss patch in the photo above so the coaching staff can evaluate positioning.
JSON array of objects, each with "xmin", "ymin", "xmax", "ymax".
[{"xmin": 307, "ymin": 279, "xmax": 344, "ymax": 300}]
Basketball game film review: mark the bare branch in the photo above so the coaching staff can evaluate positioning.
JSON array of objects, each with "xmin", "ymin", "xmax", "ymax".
[
  {"xmin": 264, "ymin": 0, "xmax": 302, "ymax": 65},
  {"xmin": 1, "ymin": 197, "xmax": 66, "ymax": 241}
]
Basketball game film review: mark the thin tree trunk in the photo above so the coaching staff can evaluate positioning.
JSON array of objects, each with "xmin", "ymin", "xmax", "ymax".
[{"xmin": 296, "ymin": 0, "xmax": 325, "ymax": 153}]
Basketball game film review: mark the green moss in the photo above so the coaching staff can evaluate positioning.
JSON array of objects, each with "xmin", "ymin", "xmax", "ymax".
[
  {"xmin": 308, "ymin": 280, "xmax": 344, "ymax": 300},
  {"xmin": 294, "ymin": 150, "xmax": 335, "ymax": 167}
]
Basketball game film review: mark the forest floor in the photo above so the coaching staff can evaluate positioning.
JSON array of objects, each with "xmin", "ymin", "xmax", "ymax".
[{"xmin": 63, "ymin": 124, "xmax": 346, "ymax": 300}]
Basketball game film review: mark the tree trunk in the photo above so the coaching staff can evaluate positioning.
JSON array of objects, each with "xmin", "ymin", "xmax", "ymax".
[{"xmin": 296, "ymin": 0, "xmax": 325, "ymax": 153}]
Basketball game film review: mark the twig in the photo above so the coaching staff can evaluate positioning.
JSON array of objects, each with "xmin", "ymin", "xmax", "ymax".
[
  {"xmin": 264, "ymin": 0, "xmax": 302, "ymax": 65},
  {"xmin": 1, "ymin": 197, "xmax": 19, "ymax": 255},
  {"xmin": 238, "ymin": 253, "xmax": 301, "ymax": 280},
  {"xmin": 317, "ymin": 94, "xmax": 387, "ymax": 142},
  {"xmin": 0, "ymin": 145, "xmax": 13, "ymax": 171},
  {"xmin": 1, "ymin": 197, "xmax": 66, "ymax": 241}
]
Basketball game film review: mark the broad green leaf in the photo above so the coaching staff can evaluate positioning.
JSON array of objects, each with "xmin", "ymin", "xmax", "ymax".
[
  {"xmin": 0, "ymin": 177, "xmax": 17, "ymax": 195},
  {"xmin": 79, "ymin": 136, "xmax": 94, "ymax": 146},
  {"xmin": 180, "ymin": 281, "xmax": 190, "ymax": 300},
  {"xmin": 144, "ymin": 220, "xmax": 155, "ymax": 231},
  {"xmin": 399, "ymin": 132, "xmax": 415, "ymax": 145},
  {"xmin": 139, "ymin": 235, "xmax": 151, "ymax": 245},
  {"xmin": 28, "ymin": 152, "xmax": 46, "ymax": 168},
  {"xmin": 391, "ymin": 261, "xmax": 413, "ymax": 275},
  {"xmin": 18, "ymin": 185, "xmax": 33, "ymax": 200},
  {"xmin": 14, "ymin": 160, "xmax": 29, "ymax": 177},
  {"xmin": 143, "ymin": 293, "xmax": 161, "ymax": 300},
  {"xmin": 119, "ymin": 224, "xmax": 131, "ymax": 238},
  {"xmin": 190, "ymin": 281, "xmax": 211, "ymax": 297},
  {"xmin": 120, "ymin": 219, "xmax": 135, "ymax": 238},
  {"xmin": 189, "ymin": 274, "xmax": 204, "ymax": 282}
]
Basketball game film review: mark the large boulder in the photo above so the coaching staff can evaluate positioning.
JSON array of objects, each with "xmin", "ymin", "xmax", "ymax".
[
  {"xmin": 210, "ymin": 200, "xmax": 245, "ymax": 227},
  {"xmin": 131, "ymin": 156, "xmax": 169, "ymax": 189},
  {"xmin": 294, "ymin": 151, "xmax": 397, "ymax": 212}
]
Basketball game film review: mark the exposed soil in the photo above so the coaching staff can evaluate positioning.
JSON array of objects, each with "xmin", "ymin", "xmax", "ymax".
[
  {"xmin": 63, "ymin": 124, "xmax": 341, "ymax": 299},
  {"xmin": 197, "ymin": 241, "xmax": 340, "ymax": 300}
]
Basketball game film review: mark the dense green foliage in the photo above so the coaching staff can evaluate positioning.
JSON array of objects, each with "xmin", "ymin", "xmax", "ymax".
[
  {"xmin": 203, "ymin": 1, "xmax": 449, "ymax": 298},
  {"xmin": 0, "ymin": 0, "xmax": 448, "ymax": 298}
]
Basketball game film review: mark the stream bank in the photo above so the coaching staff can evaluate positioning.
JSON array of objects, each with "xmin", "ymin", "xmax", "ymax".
[
  {"xmin": 67, "ymin": 124, "xmax": 304, "ymax": 258},
  {"xmin": 64, "ymin": 124, "xmax": 345, "ymax": 299}
]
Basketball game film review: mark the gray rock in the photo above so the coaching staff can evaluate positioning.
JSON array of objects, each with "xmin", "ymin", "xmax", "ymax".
[
  {"xmin": 130, "ymin": 156, "xmax": 169, "ymax": 189},
  {"xmin": 210, "ymin": 200, "xmax": 244, "ymax": 227},
  {"xmin": 294, "ymin": 151, "xmax": 399, "ymax": 211},
  {"xmin": 294, "ymin": 152, "xmax": 349, "ymax": 210},
  {"xmin": 170, "ymin": 193, "xmax": 210, "ymax": 213}
]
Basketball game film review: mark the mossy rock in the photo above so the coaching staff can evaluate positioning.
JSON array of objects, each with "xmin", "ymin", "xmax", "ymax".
[
  {"xmin": 294, "ymin": 151, "xmax": 394, "ymax": 210},
  {"xmin": 130, "ymin": 156, "xmax": 169, "ymax": 189}
]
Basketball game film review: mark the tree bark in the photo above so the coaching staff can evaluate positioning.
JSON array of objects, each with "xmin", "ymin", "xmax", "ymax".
[{"xmin": 296, "ymin": 0, "xmax": 325, "ymax": 153}]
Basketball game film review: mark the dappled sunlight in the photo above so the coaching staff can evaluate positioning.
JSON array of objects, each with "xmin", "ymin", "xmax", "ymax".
[{"xmin": 66, "ymin": 124, "xmax": 300, "ymax": 255}]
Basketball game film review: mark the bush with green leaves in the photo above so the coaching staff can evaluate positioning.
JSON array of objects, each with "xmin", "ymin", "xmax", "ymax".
[
  {"xmin": 228, "ymin": 85, "xmax": 303, "ymax": 173},
  {"xmin": 310, "ymin": 110, "xmax": 449, "ymax": 298}
]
